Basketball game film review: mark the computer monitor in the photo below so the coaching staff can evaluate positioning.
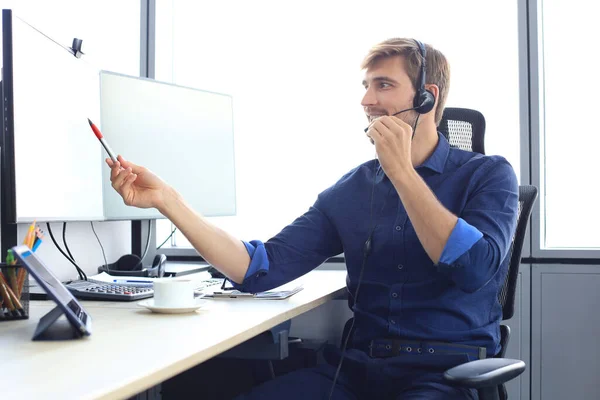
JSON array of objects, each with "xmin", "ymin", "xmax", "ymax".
[
  {"xmin": 2, "ymin": 9, "xmax": 103, "ymax": 223},
  {"xmin": 1, "ymin": 9, "xmax": 236, "ymax": 223},
  {"xmin": 99, "ymin": 71, "xmax": 237, "ymax": 221}
]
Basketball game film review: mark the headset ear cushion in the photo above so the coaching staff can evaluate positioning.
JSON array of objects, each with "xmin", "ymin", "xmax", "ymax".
[
  {"xmin": 151, "ymin": 254, "xmax": 167, "ymax": 278},
  {"xmin": 414, "ymin": 89, "xmax": 436, "ymax": 114},
  {"xmin": 115, "ymin": 254, "xmax": 144, "ymax": 271}
]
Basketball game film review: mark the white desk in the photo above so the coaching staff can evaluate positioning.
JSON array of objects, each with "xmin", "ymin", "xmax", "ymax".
[{"xmin": 0, "ymin": 270, "xmax": 346, "ymax": 400}]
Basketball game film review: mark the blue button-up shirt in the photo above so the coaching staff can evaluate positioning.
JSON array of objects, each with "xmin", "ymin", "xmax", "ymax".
[{"xmin": 233, "ymin": 133, "xmax": 518, "ymax": 356}]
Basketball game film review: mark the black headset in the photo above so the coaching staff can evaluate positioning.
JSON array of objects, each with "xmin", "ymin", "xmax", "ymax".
[
  {"xmin": 412, "ymin": 39, "xmax": 436, "ymax": 115},
  {"xmin": 98, "ymin": 253, "xmax": 167, "ymax": 278}
]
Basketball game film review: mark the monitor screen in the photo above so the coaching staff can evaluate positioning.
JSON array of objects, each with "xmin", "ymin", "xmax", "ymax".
[
  {"xmin": 2, "ymin": 9, "xmax": 103, "ymax": 223},
  {"xmin": 99, "ymin": 71, "xmax": 237, "ymax": 220}
]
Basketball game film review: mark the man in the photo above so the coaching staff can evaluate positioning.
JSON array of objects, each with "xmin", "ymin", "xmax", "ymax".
[{"xmin": 107, "ymin": 38, "xmax": 518, "ymax": 399}]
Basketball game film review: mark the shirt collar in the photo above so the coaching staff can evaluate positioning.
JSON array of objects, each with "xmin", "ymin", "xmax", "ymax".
[{"xmin": 415, "ymin": 131, "xmax": 449, "ymax": 174}]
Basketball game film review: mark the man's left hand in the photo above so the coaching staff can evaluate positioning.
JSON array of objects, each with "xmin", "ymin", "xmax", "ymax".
[{"xmin": 366, "ymin": 116, "xmax": 414, "ymax": 180}]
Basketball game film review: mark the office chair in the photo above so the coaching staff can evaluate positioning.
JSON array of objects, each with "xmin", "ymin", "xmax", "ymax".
[
  {"xmin": 438, "ymin": 107, "xmax": 486, "ymax": 154},
  {"xmin": 444, "ymin": 185, "xmax": 538, "ymax": 400}
]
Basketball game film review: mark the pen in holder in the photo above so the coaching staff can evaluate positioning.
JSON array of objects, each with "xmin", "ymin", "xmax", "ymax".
[{"xmin": 0, "ymin": 262, "xmax": 29, "ymax": 321}]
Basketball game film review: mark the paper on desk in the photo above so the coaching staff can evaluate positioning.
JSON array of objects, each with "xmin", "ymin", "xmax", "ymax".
[
  {"xmin": 258, "ymin": 280, "xmax": 304, "ymax": 295},
  {"xmin": 255, "ymin": 284, "xmax": 304, "ymax": 299},
  {"xmin": 206, "ymin": 280, "xmax": 304, "ymax": 299},
  {"xmin": 88, "ymin": 271, "xmax": 213, "ymax": 287}
]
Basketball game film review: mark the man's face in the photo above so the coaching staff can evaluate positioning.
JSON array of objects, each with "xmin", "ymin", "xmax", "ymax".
[{"xmin": 361, "ymin": 56, "xmax": 417, "ymax": 125}]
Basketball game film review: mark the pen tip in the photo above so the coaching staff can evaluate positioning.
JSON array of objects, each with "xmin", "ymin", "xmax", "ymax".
[{"xmin": 87, "ymin": 118, "xmax": 93, "ymax": 126}]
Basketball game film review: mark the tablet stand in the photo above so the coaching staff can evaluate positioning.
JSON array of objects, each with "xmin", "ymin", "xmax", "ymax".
[{"xmin": 32, "ymin": 305, "xmax": 83, "ymax": 341}]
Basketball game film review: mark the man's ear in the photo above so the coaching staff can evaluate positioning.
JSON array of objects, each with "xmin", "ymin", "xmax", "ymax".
[
  {"xmin": 425, "ymin": 84, "xmax": 439, "ymax": 103},
  {"xmin": 425, "ymin": 84, "xmax": 440, "ymax": 115}
]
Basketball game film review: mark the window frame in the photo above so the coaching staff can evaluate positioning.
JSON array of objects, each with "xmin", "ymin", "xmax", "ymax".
[{"xmin": 528, "ymin": 0, "xmax": 600, "ymax": 259}]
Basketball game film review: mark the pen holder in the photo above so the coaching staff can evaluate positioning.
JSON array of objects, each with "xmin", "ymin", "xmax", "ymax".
[{"xmin": 0, "ymin": 262, "xmax": 29, "ymax": 321}]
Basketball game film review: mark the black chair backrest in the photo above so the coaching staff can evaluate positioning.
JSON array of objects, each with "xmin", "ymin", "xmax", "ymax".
[
  {"xmin": 494, "ymin": 186, "xmax": 537, "ymax": 400},
  {"xmin": 499, "ymin": 185, "xmax": 538, "ymax": 320},
  {"xmin": 438, "ymin": 107, "xmax": 486, "ymax": 154},
  {"xmin": 438, "ymin": 107, "xmax": 535, "ymax": 320}
]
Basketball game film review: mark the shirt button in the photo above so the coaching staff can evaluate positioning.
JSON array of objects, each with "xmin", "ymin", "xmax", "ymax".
[
  {"xmin": 397, "ymin": 264, "xmax": 404, "ymax": 270},
  {"xmin": 395, "ymin": 226, "xmax": 402, "ymax": 231},
  {"xmin": 391, "ymin": 292, "xmax": 398, "ymax": 298}
]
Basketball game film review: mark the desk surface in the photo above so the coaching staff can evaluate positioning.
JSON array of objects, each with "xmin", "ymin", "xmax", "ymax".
[{"xmin": 0, "ymin": 270, "xmax": 346, "ymax": 400}]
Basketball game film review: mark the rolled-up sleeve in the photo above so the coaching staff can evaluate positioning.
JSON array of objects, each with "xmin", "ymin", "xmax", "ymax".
[
  {"xmin": 436, "ymin": 158, "xmax": 519, "ymax": 293},
  {"xmin": 229, "ymin": 191, "xmax": 343, "ymax": 293},
  {"xmin": 236, "ymin": 240, "xmax": 270, "ymax": 280},
  {"xmin": 439, "ymin": 218, "xmax": 483, "ymax": 265}
]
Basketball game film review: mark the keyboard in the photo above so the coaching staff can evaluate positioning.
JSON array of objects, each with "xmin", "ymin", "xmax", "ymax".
[
  {"xmin": 66, "ymin": 279, "xmax": 154, "ymax": 301},
  {"xmin": 64, "ymin": 277, "xmax": 223, "ymax": 302}
]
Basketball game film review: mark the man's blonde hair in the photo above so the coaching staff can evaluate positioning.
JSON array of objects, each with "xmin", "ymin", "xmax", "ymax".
[{"xmin": 361, "ymin": 38, "xmax": 450, "ymax": 125}]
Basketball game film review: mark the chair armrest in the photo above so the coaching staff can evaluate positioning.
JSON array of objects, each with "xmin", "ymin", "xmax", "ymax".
[{"xmin": 443, "ymin": 358, "xmax": 526, "ymax": 388}]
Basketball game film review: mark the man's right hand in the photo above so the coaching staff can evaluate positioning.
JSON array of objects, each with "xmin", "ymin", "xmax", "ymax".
[
  {"xmin": 106, "ymin": 155, "xmax": 251, "ymax": 285},
  {"xmin": 106, "ymin": 155, "xmax": 168, "ymax": 210}
]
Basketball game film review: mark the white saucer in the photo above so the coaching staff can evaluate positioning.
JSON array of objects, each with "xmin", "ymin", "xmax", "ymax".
[{"xmin": 138, "ymin": 298, "xmax": 207, "ymax": 314}]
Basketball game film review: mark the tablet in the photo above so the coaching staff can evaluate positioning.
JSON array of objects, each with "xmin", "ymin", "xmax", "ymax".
[{"xmin": 12, "ymin": 245, "xmax": 92, "ymax": 337}]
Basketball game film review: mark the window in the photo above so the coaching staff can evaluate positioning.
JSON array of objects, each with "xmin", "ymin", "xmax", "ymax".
[
  {"xmin": 537, "ymin": 0, "xmax": 600, "ymax": 249},
  {"xmin": 1, "ymin": 1, "xmax": 139, "ymax": 75},
  {"xmin": 154, "ymin": 0, "xmax": 521, "ymax": 249}
]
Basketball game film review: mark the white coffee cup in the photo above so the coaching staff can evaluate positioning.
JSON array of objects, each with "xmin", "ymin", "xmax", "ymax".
[{"xmin": 153, "ymin": 279, "xmax": 195, "ymax": 308}]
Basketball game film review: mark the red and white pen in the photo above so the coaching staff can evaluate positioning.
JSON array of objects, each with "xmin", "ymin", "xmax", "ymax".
[{"xmin": 87, "ymin": 118, "xmax": 117, "ymax": 163}]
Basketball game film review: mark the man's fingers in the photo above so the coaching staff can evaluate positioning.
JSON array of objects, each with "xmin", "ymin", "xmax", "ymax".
[
  {"xmin": 118, "ymin": 169, "xmax": 136, "ymax": 189},
  {"xmin": 389, "ymin": 116, "xmax": 414, "ymax": 134},
  {"xmin": 117, "ymin": 155, "xmax": 134, "ymax": 171},
  {"xmin": 120, "ymin": 173, "xmax": 137, "ymax": 195},
  {"xmin": 112, "ymin": 167, "xmax": 132, "ymax": 190},
  {"xmin": 370, "ymin": 119, "xmax": 393, "ymax": 140},
  {"xmin": 367, "ymin": 125, "xmax": 384, "ymax": 147},
  {"xmin": 380, "ymin": 115, "xmax": 411, "ymax": 133},
  {"xmin": 117, "ymin": 155, "xmax": 147, "ymax": 176},
  {"xmin": 366, "ymin": 120, "xmax": 384, "ymax": 145},
  {"xmin": 110, "ymin": 161, "xmax": 122, "ymax": 182}
]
